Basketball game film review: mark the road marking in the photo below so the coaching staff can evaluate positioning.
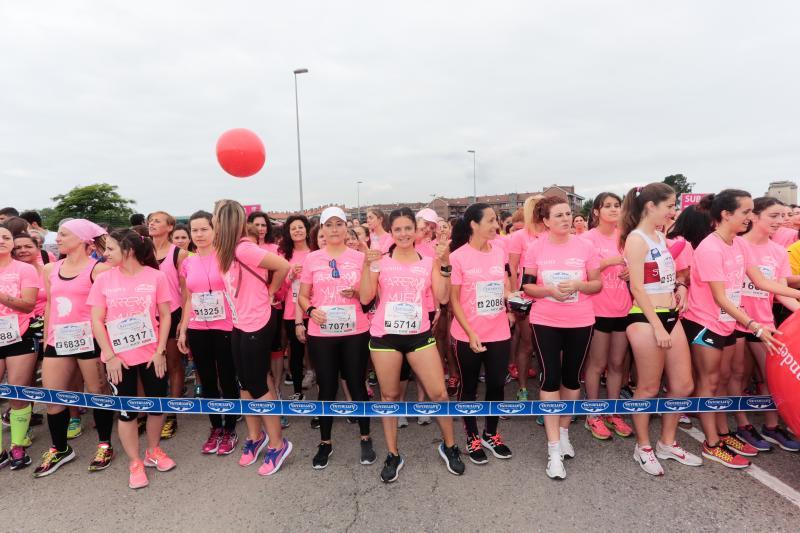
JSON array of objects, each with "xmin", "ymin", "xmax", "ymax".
[{"xmin": 680, "ymin": 426, "xmax": 800, "ymax": 509}]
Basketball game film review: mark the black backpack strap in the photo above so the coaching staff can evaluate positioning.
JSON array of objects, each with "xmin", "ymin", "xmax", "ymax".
[
  {"xmin": 233, "ymin": 255, "xmax": 270, "ymax": 297},
  {"xmin": 172, "ymin": 245, "xmax": 180, "ymax": 268}
]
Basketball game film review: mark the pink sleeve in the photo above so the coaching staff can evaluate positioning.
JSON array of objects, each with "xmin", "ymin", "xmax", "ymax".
[
  {"xmin": 155, "ymin": 271, "xmax": 172, "ymax": 305},
  {"xmin": 300, "ymin": 254, "xmax": 314, "ymax": 284},
  {"xmin": 87, "ymin": 274, "xmax": 107, "ymax": 308},
  {"xmin": 522, "ymin": 240, "xmax": 537, "ymax": 270},
  {"xmin": 19, "ymin": 263, "xmax": 40, "ymax": 289},
  {"xmin": 778, "ymin": 252, "xmax": 792, "ymax": 279},
  {"xmin": 695, "ymin": 242, "xmax": 725, "ymax": 282},
  {"xmin": 508, "ymin": 231, "xmax": 523, "ymax": 255},
  {"xmin": 179, "ymin": 258, "xmax": 189, "ymax": 278},
  {"xmin": 585, "ymin": 244, "xmax": 601, "ymax": 271},
  {"xmin": 674, "ymin": 243, "xmax": 692, "ymax": 271},
  {"xmin": 450, "ymin": 253, "xmax": 464, "ymax": 285},
  {"xmin": 238, "ymin": 241, "xmax": 268, "ymax": 269}
]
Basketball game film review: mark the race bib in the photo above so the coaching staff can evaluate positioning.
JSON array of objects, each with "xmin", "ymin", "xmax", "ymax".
[
  {"xmin": 291, "ymin": 279, "xmax": 300, "ymax": 303},
  {"xmin": 742, "ymin": 266, "xmax": 774, "ymax": 299},
  {"xmin": 719, "ymin": 289, "xmax": 742, "ymax": 322},
  {"xmin": 0, "ymin": 315, "xmax": 21, "ymax": 347},
  {"xmin": 53, "ymin": 321, "xmax": 93, "ymax": 355},
  {"xmin": 320, "ymin": 305, "xmax": 356, "ymax": 335},
  {"xmin": 384, "ymin": 302, "xmax": 423, "ymax": 335},
  {"xmin": 192, "ymin": 291, "xmax": 226, "ymax": 322},
  {"xmin": 476, "ymin": 280, "xmax": 505, "ymax": 316},
  {"xmin": 541, "ymin": 270, "xmax": 583, "ymax": 303},
  {"xmin": 106, "ymin": 312, "xmax": 156, "ymax": 353},
  {"xmin": 223, "ymin": 291, "xmax": 239, "ymax": 324}
]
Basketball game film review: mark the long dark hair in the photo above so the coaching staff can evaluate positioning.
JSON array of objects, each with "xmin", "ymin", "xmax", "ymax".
[
  {"xmin": 450, "ymin": 203, "xmax": 491, "ymax": 252},
  {"xmin": 666, "ymin": 205, "xmax": 713, "ymax": 249},
  {"xmin": 247, "ymin": 211, "xmax": 274, "ymax": 244},
  {"xmin": 589, "ymin": 192, "xmax": 622, "ymax": 229},
  {"xmin": 367, "ymin": 208, "xmax": 389, "ymax": 232},
  {"xmin": 278, "ymin": 215, "xmax": 311, "ymax": 261},
  {"xmin": 109, "ymin": 228, "xmax": 159, "ymax": 270},
  {"xmin": 619, "ymin": 182, "xmax": 675, "ymax": 249},
  {"xmin": 696, "ymin": 189, "xmax": 751, "ymax": 223}
]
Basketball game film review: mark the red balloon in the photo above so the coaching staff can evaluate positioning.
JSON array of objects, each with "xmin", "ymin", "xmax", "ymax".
[
  {"xmin": 216, "ymin": 128, "xmax": 266, "ymax": 178},
  {"xmin": 767, "ymin": 310, "xmax": 800, "ymax": 435}
]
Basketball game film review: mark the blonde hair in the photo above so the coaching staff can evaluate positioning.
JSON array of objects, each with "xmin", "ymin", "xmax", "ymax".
[
  {"xmin": 147, "ymin": 210, "xmax": 176, "ymax": 228},
  {"xmin": 522, "ymin": 195, "xmax": 545, "ymax": 232},
  {"xmin": 213, "ymin": 199, "xmax": 246, "ymax": 273}
]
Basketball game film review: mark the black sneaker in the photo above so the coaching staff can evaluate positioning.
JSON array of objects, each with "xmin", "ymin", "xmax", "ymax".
[
  {"xmin": 0, "ymin": 449, "xmax": 9, "ymax": 469},
  {"xmin": 438, "ymin": 443, "xmax": 465, "ymax": 475},
  {"xmin": 466, "ymin": 435, "xmax": 488, "ymax": 465},
  {"xmin": 283, "ymin": 373, "xmax": 293, "ymax": 386},
  {"xmin": 360, "ymin": 438, "xmax": 377, "ymax": 465},
  {"xmin": 312, "ymin": 443, "xmax": 333, "ymax": 469},
  {"xmin": 346, "ymin": 417, "xmax": 357, "ymax": 424},
  {"xmin": 33, "ymin": 445, "xmax": 76, "ymax": 478},
  {"xmin": 310, "ymin": 416, "xmax": 320, "ymax": 429},
  {"xmin": 367, "ymin": 371, "xmax": 378, "ymax": 387},
  {"xmin": 380, "ymin": 453, "xmax": 404, "ymax": 483},
  {"xmin": 481, "ymin": 431, "xmax": 512, "ymax": 459},
  {"xmin": 9, "ymin": 446, "xmax": 31, "ymax": 470}
]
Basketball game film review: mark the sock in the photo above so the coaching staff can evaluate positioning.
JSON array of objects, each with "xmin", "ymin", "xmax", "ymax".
[
  {"xmin": 47, "ymin": 409, "xmax": 70, "ymax": 452},
  {"xmin": 10, "ymin": 405, "xmax": 32, "ymax": 447},
  {"xmin": 547, "ymin": 441, "xmax": 560, "ymax": 454},
  {"xmin": 559, "ymin": 427, "xmax": 569, "ymax": 439},
  {"xmin": 93, "ymin": 409, "xmax": 114, "ymax": 443}
]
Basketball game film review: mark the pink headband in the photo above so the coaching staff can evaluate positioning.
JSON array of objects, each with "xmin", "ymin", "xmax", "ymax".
[{"xmin": 61, "ymin": 219, "xmax": 106, "ymax": 243}]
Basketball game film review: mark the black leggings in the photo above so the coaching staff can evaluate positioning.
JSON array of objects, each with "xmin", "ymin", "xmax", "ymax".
[
  {"xmin": 455, "ymin": 339, "xmax": 510, "ymax": 437},
  {"xmin": 231, "ymin": 319, "xmax": 278, "ymax": 399},
  {"xmin": 307, "ymin": 332, "xmax": 371, "ymax": 441},
  {"xmin": 284, "ymin": 320, "xmax": 308, "ymax": 394},
  {"xmin": 110, "ymin": 362, "xmax": 169, "ymax": 422},
  {"xmin": 187, "ymin": 328, "xmax": 239, "ymax": 431},
  {"xmin": 532, "ymin": 324, "xmax": 593, "ymax": 392}
]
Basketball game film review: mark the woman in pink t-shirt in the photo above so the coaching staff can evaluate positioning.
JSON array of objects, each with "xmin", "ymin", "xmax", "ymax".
[
  {"xmin": 581, "ymin": 193, "xmax": 634, "ymax": 441},
  {"xmin": 367, "ymin": 207, "xmax": 393, "ymax": 253},
  {"xmin": 730, "ymin": 197, "xmax": 800, "ymax": 451},
  {"xmin": 277, "ymin": 215, "xmax": 312, "ymax": 398},
  {"xmin": 177, "ymin": 211, "xmax": 239, "ymax": 457},
  {"xmin": 297, "ymin": 207, "xmax": 375, "ymax": 470},
  {"xmin": 0, "ymin": 224, "xmax": 40, "ymax": 471},
  {"xmin": 522, "ymin": 196, "xmax": 601, "ymax": 480},
  {"xmin": 89, "ymin": 229, "xmax": 174, "ymax": 489},
  {"xmin": 213, "ymin": 199, "xmax": 292, "ymax": 477},
  {"xmin": 449, "ymin": 203, "xmax": 513, "ymax": 469},
  {"xmin": 361, "ymin": 207, "xmax": 463, "ymax": 482}
]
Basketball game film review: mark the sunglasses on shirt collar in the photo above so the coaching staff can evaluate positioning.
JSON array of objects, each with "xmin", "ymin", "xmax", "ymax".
[{"xmin": 328, "ymin": 259, "xmax": 340, "ymax": 279}]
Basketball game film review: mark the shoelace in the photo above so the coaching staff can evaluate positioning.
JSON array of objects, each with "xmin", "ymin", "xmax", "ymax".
[
  {"xmin": 723, "ymin": 435, "xmax": 746, "ymax": 451},
  {"xmin": 93, "ymin": 445, "xmax": 110, "ymax": 462},
  {"xmin": 206, "ymin": 429, "xmax": 223, "ymax": 445},
  {"xmin": 41, "ymin": 447, "xmax": 57, "ymax": 464},
  {"xmin": 641, "ymin": 448, "xmax": 658, "ymax": 464},
  {"xmin": 488, "ymin": 433, "xmax": 503, "ymax": 446},
  {"xmin": 242, "ymin": 440, "xmax": 257, "ymax": 455},
  {"xmin": 468, "ymin": 437, "xmax": 482, "ymax": 452},
  {"xmin": 746, "ymin": 426, "xmax": 765, "ymax": 441},
  {"xmin": 711, "ymin": 444, "xmax": 734, "ymax": 461},
  {"xmin": 149, "ymin": 448, "xmax": 167, "ymax": 461}
]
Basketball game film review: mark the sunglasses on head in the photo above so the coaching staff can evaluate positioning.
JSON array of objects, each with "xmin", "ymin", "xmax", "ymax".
[{"xmin": 328, "ymin": 259, "xmax": 340, "ymax": 279}]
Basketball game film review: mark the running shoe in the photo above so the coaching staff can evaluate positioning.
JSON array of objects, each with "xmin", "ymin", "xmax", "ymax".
[
  {"xmin": 678, "ymin": 414, "xmax": 692, "ymax": 426},
  {"xmin": 478, "ymin": 372, "xmax": 485, "ymax": 383},
  {"xmin": 604, "ymin": 415, "xmax": 633, "ymax": 438},
  {"xmin": 128, "ymin": 460, "xmax": 148, "ymax": 489},
  {"xmin": 397, "ymin": 416, "xmax": 409, "ymax": 428},
  {"xmin": 584, "ymin": 415, "xmax": 612, "ymax": 440},
  {"xmin": 346, "ymin": 417, "xmax": 357, "ymax": 424},
  {"xmin": 66, "ymin": 417, "xmax": 82, "ymax": 440},
  {"xmin": 559, "ymin": 433, "xmax": 575, "ymax": 459},
  {"xmin": 536, "ymin": 415, "xmax": 544, "ymax": 426},
  {"xmin": 417, "ymin": 416, "xmax": 432, "ymax": 426},
  {"xmin": 467, "ymin": 434, "xmax": 488, "ymax": 465},
  {"xmin": 33, "ymin": 446, "xmax": 76, "ymax": 478},
  {"xmin": 702, "ymin": 441, "xmax": 750, "ymax": 469},
  {"xmin": 280, "ymin": 416, "xmax": 290, "ymax": 429},
  {"xmin": 217, "ymin": 430, "xmax": 238, "ymax": 456},
  {"xmin": 302, "ymin": 370, "xmax": 315, "ymax": 389},
  {"xmin": 144, "ymin": 447, "xmax": 176, "ymax": 472},
  {"xmin": 508, "ymin": 364, "xmax": 519, "ymax": 380},
  {"xmin": 721, "ymin": 433, "xmax": 758, "ymax": 457},
  {"xmin": 9, "ymin": 446, "xmax": 31, "ymax": 470},
  {"xmin": 546, "ymin": 448, "xmax": 566, "ymax": 479},
  {"xmin": 762, "ymin": 425, "xmax": 800, "ymax": 452},
  {"xmin": 239, "ymin": 431, "xmax": 268, "ymax": 466},
  {"xmin": 0, "ymin": 450, "xmax": 8, "ymax": 469},
  {"xmin": 446, "ymin": 376, "xmax": 460, "ymax": 397},
  {"xmin": 161, "ymin": 416, "xmax": 177, "ymax": 440},
  {"xmin": 202, "ymin": 427, "xmax": 224, "ymax": 454},
  {"xmin": 313, "ymin": 443, "xmax": 333, "ymax": 469},
  {"xmin": 633, "ymin": 443, "xmax": 664, "ymax": 476},
  {"xmin": 516, "ymin": 388, "xmax": 529, "ymax": 401},
  {"xmin": 367, "ymin": 371, "xmax": 378, "ymax": 387},
  {"xmin": 380, "ymin": 453, "xmax": 404, "ymax": 483},
  {"xmin": 367, "ymin": 386, "xmax": 375, "ymax": 400},
  {"xmin": 438, "ymin": 443, "xmax": 465, "ymax": 475},
  {"xmin": 289, "ymin": 392, "xmax": 305, "ymax": 401},
  {"xmin": 88, "ymin": 443, "xmax": 114, "ymax": 472},
  {"xmin": 655, "ymin": 440, "xmax": 702, "ymax": 466},
  {"xmin": 310, "ymin": 417, "xmax": 320, "ymax": 429},
  {"xmin": 736, "ymin": 425, "xmax": 772, "ymax": 452},
  {"xmin": 619, "ymin": 385, "xmax": 634, "ymax": 399},
  {"xmin": 258, "ymin": 438, "xmax": 292, "ymax": 476},
  {"xmin": 360, "ymin": 438, "xmax": 377, "ymax": 465},
  {"xmin": 481, "ymin": 431, "xmax": 512, "ymax": 459},
  {"xmin": 283, "ymin": 373, "xmax": 293, "ymax": 386}
]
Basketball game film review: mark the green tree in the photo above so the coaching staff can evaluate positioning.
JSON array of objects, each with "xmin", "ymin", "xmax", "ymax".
[
  {"xmin": 49, "ymin": 183, "xmax": 136, "ymax": 229},
  {"xmin": 662, "ymin": 174, "xmax": 694, "ymax": 195},
  {"xmin": 580, "ymin": 198, "xmax": 593, "ymax": 219}
]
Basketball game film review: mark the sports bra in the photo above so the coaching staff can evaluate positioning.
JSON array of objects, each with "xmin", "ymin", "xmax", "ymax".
[{"xmin": 630, "ymin": 229, "xmax": 676, "ymax": 294}]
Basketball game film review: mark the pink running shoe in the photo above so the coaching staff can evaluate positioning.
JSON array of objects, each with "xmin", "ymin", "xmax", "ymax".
[
  {"xmin": 584, "ymin": 415, "xmax": 612, "ymax": 440},
  {"xmin": 144, "ymin": 447, "xmax": 176, "ymax": 472},
  {"xmin": 258, "ymin": 438, "xmax": 293, "ymax": 476},
  {"xmin": 202, "ymin": 428, "xmax": 223, "ymax": 454},
  {"xmin": 604, "ymin": 415, "xmax": 633, "ymax": 437},
  {"xmin": 129, "ymin": 460, "xmax": 149, "ymax": 489},
  {"xmin": 217, "ymin": 430, "xmax": 238, "ymax": 456},
  {"xmin": 239, "ymin": 431, "xmax": 268, "ymax": 467}
]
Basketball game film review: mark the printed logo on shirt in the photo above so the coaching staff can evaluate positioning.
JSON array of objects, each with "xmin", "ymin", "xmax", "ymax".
[
  {"xmin": 489, "ymin": 266, "xmax": 505, "ymax": 276},
  {"xmin": 55, "ymin": 296, "xmax": 73, "ymax": 317},
  {"xmin": 134, "ymin": 283, "xmax": 156, "ymax": 293},
  {"xmin": 565, "ymin": 258, "xmax": 585, "ymax": 268}
]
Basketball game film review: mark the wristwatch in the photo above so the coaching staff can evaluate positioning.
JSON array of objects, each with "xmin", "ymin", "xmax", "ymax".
[
  {"xmin": 440, "ymin": 265, "xmax": 452, "ymax": 274},
  {"xmin": 306, "ymin": 306, "xmax": 317, "ymax": 316}
]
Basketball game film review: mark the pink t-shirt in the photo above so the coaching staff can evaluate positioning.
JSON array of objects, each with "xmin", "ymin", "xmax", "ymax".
[
  {"xmin": 33, "ymin": 268, "xmax": 47, "ymax": 316},
  {"xmin": 737, "ymin": 238, "xmax": 791, "ymax": 329},
  {"xmin": 300, "ymin": 247, "xmax": 369, "ymax": 337},
  {"xmin": 772, "ymin": 227, "xmax": 798, "ymax": 249},
  {"xmin": 157, "ymin": 243, "xmax": 182, "ymax": 312},
  {"xmin": 0, "ymin": 259, "xmax": 40, "ymax": 337},
  {"xmin": 684, "ymin": 235, "xmax": 749, "ymax": 336},
  {"xmin": 523, "ymin": 235, "xmax": 600, "ymax": 328},
  {"xmin": 449, "ymin": 243, "xmax": 510, "ymax": 343},
  {"xmin": 508, "ymin": 229, "xmax": 538, "ymax": 289},
  {"xmin": 224, "ymin": 240, "xmax": 272, "ymax": 333},
  {"xmin": 180, "ymin": 252, "xmax": 233, "ymax": 332},
  {"xmin": 673, "ymin": 240, "xmax": 694, "ymax": 272},
  {"xmin": 371, "ymin": 255, "xmax": 433, "ymax": 337},
  {"xmin": 260, "ymin": 243, "xmax": 286, "ymax": 308},
  {"xmin": 87, "ymin": 266, "xmax": 172, "ymax": 366},
  {"xmin": 46, "ymin": 259, "xmax": 97, "ymax": 347},
  {"xmin": 582, "ymin": 228, "xmax": 631, "ymax": 318},
  {"xmin": 415, "ymin": 240, "xmax": 436, "ymax": 259},
  {"xmin": 370, "ymin": 232, "xmax": 394, "ymax": 253},
  {"xmin": 282, "ymin": 248, "xmax": 310, "ymax": 321}
]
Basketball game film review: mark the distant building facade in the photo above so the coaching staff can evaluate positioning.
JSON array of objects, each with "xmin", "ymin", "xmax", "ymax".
[{"xmin": 766, "ymin": 181, "xmax": 797, "ymax": 205}]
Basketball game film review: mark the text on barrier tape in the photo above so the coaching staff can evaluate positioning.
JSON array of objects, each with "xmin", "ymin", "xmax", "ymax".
[{"xmin": 0, "ymin": 385, "xmax": 777, "ymax": 417}]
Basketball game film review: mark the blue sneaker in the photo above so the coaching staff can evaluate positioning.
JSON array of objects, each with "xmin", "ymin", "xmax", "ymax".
[
  {"xmin": 762, "ymin": 425, "xmax": 800, "ymax": 452},
  {"xmin": 736, "ymin": 425, "xmax": 772, "ymax": 452},
  {"xmin": 258, "ymin": 438, "xmax": 293, "ymax": 476}
]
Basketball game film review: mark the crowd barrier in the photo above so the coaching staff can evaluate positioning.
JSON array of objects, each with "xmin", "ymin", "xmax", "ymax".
[{"xmin": 0, "ymin": 384, "xmax": 777, "ymax": 417}]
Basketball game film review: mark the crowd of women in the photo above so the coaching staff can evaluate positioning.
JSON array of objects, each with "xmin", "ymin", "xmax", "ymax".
[{"xmin": 1, "ymin": 182, "xmax": 799, "ymax": 489}]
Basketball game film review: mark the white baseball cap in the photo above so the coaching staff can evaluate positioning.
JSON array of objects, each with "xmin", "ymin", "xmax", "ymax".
[
  {"xmin": 416, "ymin": 208, "xmax": 438, "ymax": 224},
  {"xmin": 320, "ymin": 206, "xmax": 348, "ymax": 224}
]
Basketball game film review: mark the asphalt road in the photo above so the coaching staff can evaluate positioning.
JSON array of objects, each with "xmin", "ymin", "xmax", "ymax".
[{"xmin": 2, "ymin": 381, "xmax": 800, "ymax": 533}]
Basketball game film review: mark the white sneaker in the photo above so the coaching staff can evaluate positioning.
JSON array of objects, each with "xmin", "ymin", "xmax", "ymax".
[
  {"xmin": 633, "ymin": 443, "xmax": 664, "ymax": 476},
  {"xmin": 546, "ymin": 450, "xmax": 566, "ymax": 479},
  {"xmin": 301, "ymin": 371, "xmax": 315, "ymax": 390},
  {"xmin": 656, "ymin": 440, "xmax": 703, "ymax": 467},
  {"xmin": 397, "ymin": 416, "xmax": 409, "ymax": 428},
  {"xmin": 678, "ymin": 414, "xmax": 692, "ymax": 426},
  {"xmin": 559, "ymin": 434, "xmax": 575, "ymax": 459},
  {"xmin": 417, "ymin": 416, "xmax": 431, "ymax": 426}
]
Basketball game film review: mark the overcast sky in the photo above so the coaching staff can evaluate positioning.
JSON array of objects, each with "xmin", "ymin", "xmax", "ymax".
[{"xmin": 2, "ymin": 1, "xmax": 799, "ymax": 215}]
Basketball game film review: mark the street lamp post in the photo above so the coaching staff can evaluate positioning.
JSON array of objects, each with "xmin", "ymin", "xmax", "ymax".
[
  {"xmin": 293, "ymin": 68, "xmax": 309, "ymax": 211},
  {"xmin": 357, "ymin": 180, "xmax": 364, "ymax": 223},
  {"xmin": 467, "ymin": 150, "xmax": 476, "ymax": 203}
]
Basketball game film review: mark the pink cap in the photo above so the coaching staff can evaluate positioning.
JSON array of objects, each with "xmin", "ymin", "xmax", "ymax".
[
  {"xmin": 60, "ymin": 219, "xmax": 107, "ymax": 243},
  {"xmin": 416, "ymin": 208, "xmax": 438, "ymax": 224}
]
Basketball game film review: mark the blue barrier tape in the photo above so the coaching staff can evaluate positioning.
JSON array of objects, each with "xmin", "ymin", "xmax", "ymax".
[{"xmin": 0, "ymin": 384, "xmax": 777, "ymax": 417}]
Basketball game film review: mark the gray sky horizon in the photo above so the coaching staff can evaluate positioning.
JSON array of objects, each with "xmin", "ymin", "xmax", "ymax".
[{"xmin": 2, "ymin": 1, "xmax": 799, "ymax": 216}]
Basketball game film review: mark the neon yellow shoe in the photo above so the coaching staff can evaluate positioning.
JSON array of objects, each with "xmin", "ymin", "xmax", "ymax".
[{"xmin": 67, "ymin": 418, "xmax": 83, "ymax": 440}]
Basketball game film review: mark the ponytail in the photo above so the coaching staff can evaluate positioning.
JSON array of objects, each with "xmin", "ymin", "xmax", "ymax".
[
  {"xmin": 450, "ymin": 203, "xmax": 490, "ymax": 252},
  {"xmin": 696, "ymin": 189, "xmax": 751, "ymax": 223},
  {"xmin": 619, "ymin": 182, "xmax": 675, "ymax": 250},
  {"xmin": 108, "ymin": 228, "xmax": 159, "ymax": 270}
]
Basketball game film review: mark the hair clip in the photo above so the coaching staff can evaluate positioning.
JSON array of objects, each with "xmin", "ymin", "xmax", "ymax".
[{"xmin": 636, "ymin": 186, "xmax": 642, "ymax": 193}]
